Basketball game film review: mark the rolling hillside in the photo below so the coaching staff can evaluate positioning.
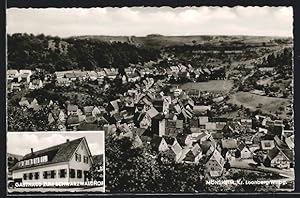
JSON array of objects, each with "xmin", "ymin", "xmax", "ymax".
[{"xmin": 71, "ymin": 34, "xmax": 292, "ymax": 48}]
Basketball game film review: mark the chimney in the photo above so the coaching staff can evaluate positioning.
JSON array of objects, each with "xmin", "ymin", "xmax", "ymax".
[
  {"xmin": 66, "ymin": 139, "xmax": 70, "ymax": 143},
  {"xmin": 31, "ymin": 148, "xmax": 33, "ymax": 154}
]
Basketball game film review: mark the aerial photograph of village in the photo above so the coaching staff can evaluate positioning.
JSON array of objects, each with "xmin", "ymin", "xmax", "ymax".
[{"xmin": 6, "ymin": 6, "xmax": 294, "ymax": 193}]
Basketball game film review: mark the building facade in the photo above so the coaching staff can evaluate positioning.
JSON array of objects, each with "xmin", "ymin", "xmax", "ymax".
[{"xmin": 11, "ymin": 137, "xmax": 94, "ymax": 185}]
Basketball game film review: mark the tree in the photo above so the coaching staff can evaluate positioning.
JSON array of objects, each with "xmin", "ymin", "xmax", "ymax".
[
  {"xmin": 105, "ymin": 133, "xmax": 206, "ymax": 193},
  {"xmin": 7, "ymin": 34, "xmax": 161, "ymax": 72},
  {"xmin": 224, "ymin": 159, "xmax": 231, "ymax": 170},
  {"xmin": 156, "ymin": 151, "xmax": 205, "ymax": 192},
  {"xmin": 90, "ymin": 155, "xmax": 104, "ymax": 182},
  {"xmin": 7, "ymin": 105, "xmax": 52, "ymax": 131},
  {"xmin": 105, "ymin": 134, "xmax": 161, "ymax": 192}
]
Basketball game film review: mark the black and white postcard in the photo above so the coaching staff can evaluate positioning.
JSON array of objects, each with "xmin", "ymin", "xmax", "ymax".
[{"xmin": 6, "ymin": 6, "xmax": 294, "ymax": 193}]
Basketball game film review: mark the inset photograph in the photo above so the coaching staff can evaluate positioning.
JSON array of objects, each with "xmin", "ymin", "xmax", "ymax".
[{"xmin": 7, "ymin": 131, "xmax": 104, "ymax": 193}]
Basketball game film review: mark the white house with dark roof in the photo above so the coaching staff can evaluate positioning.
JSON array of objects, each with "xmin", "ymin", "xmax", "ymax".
[
  {"xmin": 19, "ymin": 97, "xmax": 40, "ymax": 111},
  {"xmin": 29, "ymin": 79, "xmax": 43, "ymax": 90},
  {"xmin": 150, "ymin": 136, "xmax": 169, "ymax": 152},
  {"xmin": 19, "ymin": 70, "xmax": 32, "ymax": 83},
  {"xmin": 163, "ymin": 136, "xmax": 182, "ymax": 157},
  {"xmin": 205, "ymin": 149, "xmax": 225, "ymax": 177},
  {"xmin": 237, "ymin": 142, "xmax": 253, "ymax": 159},
  {"xmin": 48, "ymin": 109, "xmax": 66, "ymax": 125},
  {"xmin": 264, "ymin": 146, "xmax": 293, "ymax": 169},
  {"xmin": 11, "ymin": 137, "xmax": 94, "ymax": 184},
  {"xmin": 177, "ymin": 143, "xmax": 203, "ymax": 163},
  {"xmin": 7, "ymin": 70, "xmax": 21, "ymax": 82}
]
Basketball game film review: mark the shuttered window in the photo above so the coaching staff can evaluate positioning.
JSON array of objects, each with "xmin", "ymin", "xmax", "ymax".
[
  {"xmin": 29, "ymin": 173, "xmax": 33, "ymax": 180},
  {"xmin": 69, "ymin": 169, "xmax": 75, "ymax": 178},
  {"xmin": 23, "ymin": 173, "xmax": 27, "ymax": 180},
  {"xmin": 50, "ymin": 170, "xmax": 56, "ymax": 179},
  {"xmin": 34, "ymin": 172, "xmax": 39, "ymax": 180},
  {"xmin": 43, "ymin": 171, "xmax": 50, "ymax": 179},
  {"xmin": 59, "ymin": 169, "xmax": 67, "ymax": 178},
  {"xmin": 77, "ymin": 170, "xmax": 82, "ymax": 178}
]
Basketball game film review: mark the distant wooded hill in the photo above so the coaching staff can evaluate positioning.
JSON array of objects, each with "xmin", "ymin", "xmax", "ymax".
[
  {"xmin": 7, "ymin": 33, "xmax": 161, "ymax": 72},
  {"xmin": 7, "ymin": 33, "xmax": 292, "ymax": 72},
  {"xmin": 72, "ymin": 34, "xmax": 292, "ymax": 49}
]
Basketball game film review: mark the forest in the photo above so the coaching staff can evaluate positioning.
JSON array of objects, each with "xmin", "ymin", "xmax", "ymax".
[{"xmin": 7, "ymin": 33, "xmax": 161, "ymax": 72}]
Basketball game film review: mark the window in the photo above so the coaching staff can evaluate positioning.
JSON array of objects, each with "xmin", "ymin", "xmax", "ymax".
[
  {"xmin": 83, "ymin": 156, "xmax": 89, "ymax": 164},
  {"xmin": 59, "ymin": 169, "xmax": 67, "ymax": 178},
  {"xmin": 34, "ymin": 172, "xmax": 39, "ymax": 180},
  {"xmin": 34, "ymin": 157, "xmax": 40, "ymax": 164},
  {"xmin": 70, "ymin": 169, "xmax": 75, "ymax": 178},
  {"xmin": 23, "ymin": 173, "xmax": 27, "ymax": 180},
  {"xmin": 77, "ymin": 170, "xmax": 82, "ymax": 178},
  {"xmin": 43, "ymin": 171, "xmax": 50, "ymax": 179},
  {"xmin": 50, "ymin": 170, "xmax": 56, "ymax": 179},
  {"xmin": 40, "ymin": 156, "xmax": 48, "ymax": 163},
  {"xmin": 29, "ymin": 173, "xmax": 33, "ymax": 180},
  {"xmin": 75, "ymin": 153, "xmax": 81, "ymax": 162}
]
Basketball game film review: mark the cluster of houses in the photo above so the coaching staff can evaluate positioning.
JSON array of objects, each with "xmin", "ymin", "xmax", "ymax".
[
  {"xmin": 7, "ymin": 69, "xmax": 44, "ymax": 93},
  {"xmin": 13, "ymin": 69, "xmax": 293, "ymax": 177},
  {"xmin": 230, "ymin": 62, "xmax": 293, "ymax": 100},
  {"xmin": 102, "ymin": 77, "xmax": 294, "ymax": 177},
  {"xmin": 54, "ymin": 68, "xmax": 142, "ymax": 86},
  {"xmin": 7, "ymin": 61, "xmax": 225, "ymax": 94},
  {"xmin": 53, "ymin": 64, "xmax": 225, "ymax": 87},
  {"xmin": 17, "ymin": 95, "xmax": 108, "ymax": 131},
  {"xmin": 165, "ymin": 64, "xmax": 226, "ymax": 82},
  {"xmin": 106, "ymin": 114, "xmax": 293, "ymax": 178},
  {"xmin": 253, "ymin": 115, "xmax": 294, "ymax": 169},
  {"xmin": 7, "ymin": 62, "xmax": 293, "ymax": 179}
]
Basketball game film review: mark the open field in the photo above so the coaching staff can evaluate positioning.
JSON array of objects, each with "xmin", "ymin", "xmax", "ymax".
[
  {"xmin": 178, "ymin": 80, "xmax": 234, "ymax": 93},
  {"xmin": 228, "ymin": 91, "xmax": 291, "ymax": 118}
]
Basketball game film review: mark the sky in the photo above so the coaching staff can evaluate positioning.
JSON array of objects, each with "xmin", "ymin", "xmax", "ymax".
[
  {"xmin": 7, "ymin": 131, "xmax": 104, "ymax": 156},
  {"xmin": 7, "ymin": 6, "xmax": 293, "ymax": 37}
]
